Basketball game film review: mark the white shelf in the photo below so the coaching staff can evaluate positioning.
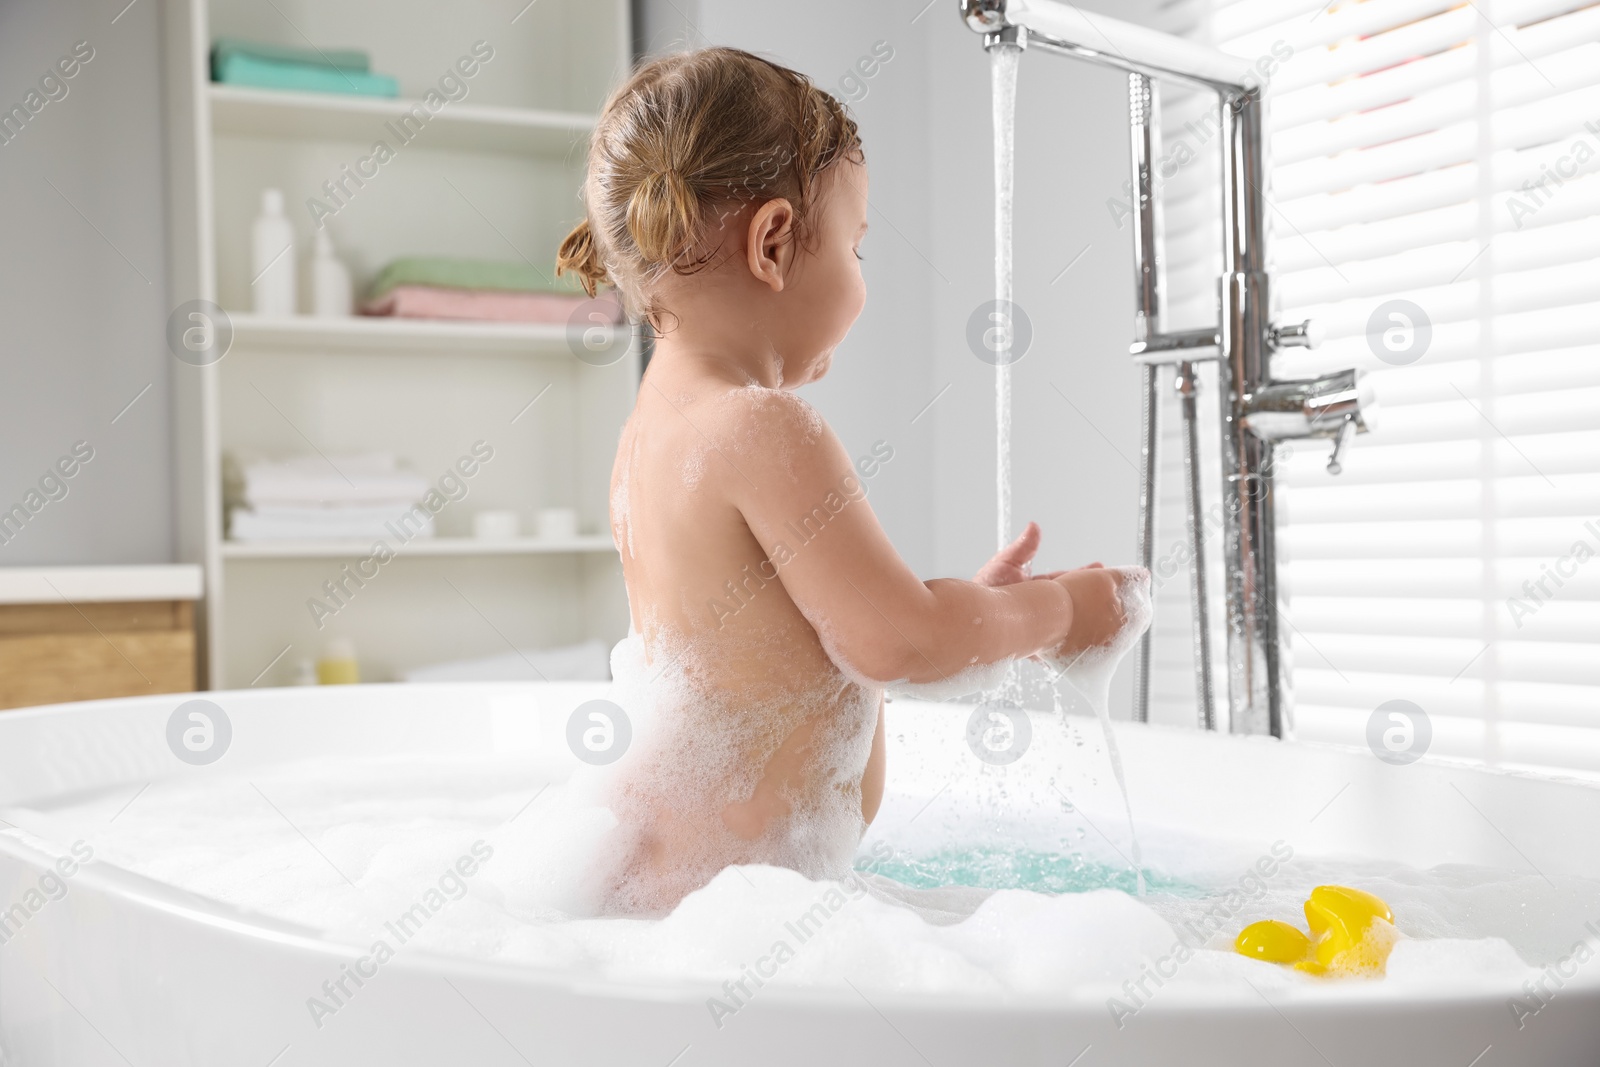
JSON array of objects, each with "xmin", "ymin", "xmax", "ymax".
[
  {"xmin": 227, "ymin": 313, "xmax": 627, "ymax": 355},
  {"xmin": 208, "ymin": 84, "xmax": 595, "ymax": 156},
  {"xmin": 0, "ymin": 565, "xmax": 204, "ymax": 605},
  {"xmin": 222, "ymin": 536, "xmax": 617, "ymax": 560}
]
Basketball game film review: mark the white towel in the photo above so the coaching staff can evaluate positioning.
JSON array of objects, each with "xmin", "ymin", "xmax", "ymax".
[
  {"xmin": 241, "ymin": 453, "xmax": 429, "ymax": 508},
  {"xmin": 229, "ymin": 505, "xmax": 434, "ymax": 542}
]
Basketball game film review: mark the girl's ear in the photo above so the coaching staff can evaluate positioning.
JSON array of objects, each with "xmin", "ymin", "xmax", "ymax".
[{"xmin": 745, "ymin": 198, "xmax": 795, "ymax": 292}]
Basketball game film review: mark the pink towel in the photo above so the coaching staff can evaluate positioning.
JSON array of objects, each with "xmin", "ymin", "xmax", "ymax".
[{"xmin": 361, "ymin": 285, "xmax": 622, "ymax": 325}]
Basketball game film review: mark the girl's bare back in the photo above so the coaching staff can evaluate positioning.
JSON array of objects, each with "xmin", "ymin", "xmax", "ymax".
[{"xmin": 598, "ymin": 368, "xmax": 885, "ymax": 913}]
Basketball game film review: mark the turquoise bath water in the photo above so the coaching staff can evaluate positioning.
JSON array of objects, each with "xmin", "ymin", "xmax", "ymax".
[{"xmin": 862, "ymin": 845, "xmax": 1204, "ymax": 897}]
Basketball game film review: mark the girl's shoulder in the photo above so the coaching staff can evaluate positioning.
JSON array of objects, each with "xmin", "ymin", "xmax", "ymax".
[{"xmin": 719, "ymin": 382, "xmax": 826, "ymax": 442}]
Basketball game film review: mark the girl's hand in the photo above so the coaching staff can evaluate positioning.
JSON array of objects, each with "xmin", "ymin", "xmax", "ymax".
[
  {"xmin": 974, "ymin": 522, "xmax": 1043, "ymax": 587},
  {"xmin": 975, "ymin": 522, "xmax": 1103, "ymax": 588},
  {"xmin": 1050, "ymin": 567, "xmax": 1135, "ymax": 658}
]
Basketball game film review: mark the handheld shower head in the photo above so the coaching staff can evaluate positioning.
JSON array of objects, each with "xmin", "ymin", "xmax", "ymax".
[{"xmin": 961, "ymin": 0, "xmax": 1008, "ymax": 33}]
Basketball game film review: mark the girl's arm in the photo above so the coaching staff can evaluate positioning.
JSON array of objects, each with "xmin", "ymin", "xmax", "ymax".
[{"xmin": 724, "ymin": 394, "xmax": 1124, "ymax": 686}]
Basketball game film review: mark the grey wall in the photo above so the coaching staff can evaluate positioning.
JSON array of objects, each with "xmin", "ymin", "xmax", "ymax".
[{"xmin": 0, "ymin": 0, "xmax": 175, "ymax": 565}]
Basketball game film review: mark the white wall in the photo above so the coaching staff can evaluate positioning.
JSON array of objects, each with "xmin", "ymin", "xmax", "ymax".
[{"xmin": 0, "ymin": 0, "xmax": 175, "ymax": 565}]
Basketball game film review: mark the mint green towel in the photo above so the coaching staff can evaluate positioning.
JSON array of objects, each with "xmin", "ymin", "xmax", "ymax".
[
  {"xmin": 212, "ymin": 38, "xmax": 371, "ymax": 75},
  {"xmin": 368, "ymin": 258, "xmax": 581, "ymax": 299},
  {"xmin": 213, "ymin": 52, "xmax": 399, "ymax": 99}
]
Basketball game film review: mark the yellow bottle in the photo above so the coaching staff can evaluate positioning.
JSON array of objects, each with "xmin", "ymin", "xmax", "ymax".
[{"xmin": 317, "ymin": 637, "xmax": 360, "ymax": 685}]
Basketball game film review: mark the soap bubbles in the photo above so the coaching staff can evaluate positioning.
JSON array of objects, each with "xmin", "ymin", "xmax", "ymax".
[
  {"xmin": 966, "ymin": 299, "xmax": 1032, "ymax": 367},
  {"xmin": 165, "ymin": 300, "xmax": 233, "ymax": 367},
  {"xmin": 966, "ymin": 698, "xmax": 1031, "ymax": 765},
  {"xmin": 1366, "ymin": 699, "xmax": 1431, "ymax": 766},
  {"xmin": 1366, "ymin": 298, "xmax": 1431, "ymax": 366},
  {"xmin": 166, "ymin": 699, "xmax": 232, "ymax": 765},
  {"xmin": 567, "ymin": 698, "xmax": 632, "ymax": 765}
]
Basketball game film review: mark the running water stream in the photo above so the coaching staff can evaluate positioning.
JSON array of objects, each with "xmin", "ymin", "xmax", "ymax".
[
  {"xmin": 990, "ymin": 44, "xmax": 1145, "ymax": 896},
  {"xmin": 991, "ymin": 45, "xmax": 1018, "ymax": 552}
]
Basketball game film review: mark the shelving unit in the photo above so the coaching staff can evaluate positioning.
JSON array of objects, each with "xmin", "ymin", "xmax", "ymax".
[{"xmin": 161, "ymin": 0, "xmax": 636, "ymax": 687}]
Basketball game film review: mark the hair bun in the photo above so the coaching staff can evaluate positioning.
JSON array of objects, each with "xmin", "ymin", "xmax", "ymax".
[{"xmin": 627, "ymin": 167, "xmax": 699, "ymax": 267}]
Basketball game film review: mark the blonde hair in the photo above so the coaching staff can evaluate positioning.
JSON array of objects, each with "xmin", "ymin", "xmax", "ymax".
[{"xmin": 557, "ymin": 47, "xmax": 863, "ymax": 325}]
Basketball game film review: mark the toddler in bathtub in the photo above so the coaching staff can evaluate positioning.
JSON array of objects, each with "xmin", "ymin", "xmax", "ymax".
[{"xmin": 556, "ymin": 47, "xmax": 1143, "ymax": 915}]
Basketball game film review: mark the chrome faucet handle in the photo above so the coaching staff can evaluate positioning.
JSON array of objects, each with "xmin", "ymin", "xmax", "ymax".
[
  {"xmin": 1269, "ymin": 319, "xmax": 1324, "ymax": 351},
  {"xmin": 1325, "ymin": 417, "xmax": 1357, "ymax": 475}
]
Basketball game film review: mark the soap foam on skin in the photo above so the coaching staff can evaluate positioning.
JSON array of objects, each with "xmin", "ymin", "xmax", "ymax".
[
  {"xmin": 888, "ymin": 659, "xmax": 1011, "ymax": 703},
  {"xmin": 570, "ymin": 627, "xmax": 880, "ymax": 915}
]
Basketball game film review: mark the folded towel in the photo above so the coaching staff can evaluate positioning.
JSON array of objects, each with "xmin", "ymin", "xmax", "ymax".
[
  {"xmin": 241, "ymin": 503, "xmax": 426, "ymax": 520},
  {"xmin": 212, "ymin": 38, "xmax": 372, "ymax": 76},
  {"xmin": 367, "ymin": 258, "xmax": 582, "ymax": 301},
  {"xmin": 252, "ymin": 452, "xmax": 402, "ymax": 477},
  {"xmin": 229, "ymin": 506, "xmax": 434, "ymax": 542},
  {"xmin": 241, "ymin": 453, "xmax": 429, "ymax": 508},
  {"xmin": 214, "ymin": 53, "xmax": 399, "ymax": 98},
  {"xmin": 361, "ymin": 285, "xmax": 621, "ymax": 325}
]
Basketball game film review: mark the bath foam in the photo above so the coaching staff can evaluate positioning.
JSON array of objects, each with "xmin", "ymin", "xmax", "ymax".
[
  {"xmin": 6, "ymin": 761, "xmax": 1574, "ymax": 1001},
  {"xmin": 564, "ymin": 627, "xmax": 880, "ymax": 915},
  {"xmin": 888, "ymin": 657, "xmax": 1012, "ymax": 703}
]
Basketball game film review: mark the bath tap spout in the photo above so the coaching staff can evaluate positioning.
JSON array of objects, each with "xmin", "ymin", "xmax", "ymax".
[
  {"xmin": 984, "ymin": 24, "xmax": 1028, "ymax": 51},
  {"xmin": 966, "ymin": 0, "xmax": 1255, "ymax": 94}
]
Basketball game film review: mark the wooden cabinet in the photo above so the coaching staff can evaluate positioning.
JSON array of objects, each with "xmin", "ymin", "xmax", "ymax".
[{"xmin": 0, "ymin": 567, "xmax": 202, "ymax": 709}]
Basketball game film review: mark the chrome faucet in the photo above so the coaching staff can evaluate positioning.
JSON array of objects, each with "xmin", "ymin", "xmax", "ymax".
[{"xmin": 962, "ymin": 0, "xmax": 1376, "ymax": 738}]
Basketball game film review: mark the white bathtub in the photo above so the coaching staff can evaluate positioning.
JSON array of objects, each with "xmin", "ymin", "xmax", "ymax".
[{"xmin": 2, "ymin": 683, "xmax": 1597, "ymax": 1066}]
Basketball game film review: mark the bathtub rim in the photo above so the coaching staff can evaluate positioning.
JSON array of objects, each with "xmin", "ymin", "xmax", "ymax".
[{"xmin": 5, "ymin": 683, "xmax": 1600, "ymax": 1022}]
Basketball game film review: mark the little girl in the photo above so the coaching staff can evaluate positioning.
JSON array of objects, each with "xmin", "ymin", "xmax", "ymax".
[{"xmin": 557, "ymin": 47, "xmax": 1141, "ymax": 915}]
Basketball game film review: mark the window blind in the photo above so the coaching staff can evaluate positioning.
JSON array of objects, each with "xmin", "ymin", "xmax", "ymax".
[{"xmin": 1147, "ymin": 0, "xmax": 1600, "ymax": 776}]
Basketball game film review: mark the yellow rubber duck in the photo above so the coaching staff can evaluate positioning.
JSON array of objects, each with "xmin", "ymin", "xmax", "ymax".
[{"xmin": 1235, "ymin": 885, "xmax": 1398, "ymax": 977}]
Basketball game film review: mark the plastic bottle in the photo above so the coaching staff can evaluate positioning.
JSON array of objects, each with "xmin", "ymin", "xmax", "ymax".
[
  {"xmin": 317, "ymin": 638, "xmax": 360, "ymax": 685},
  {"xmin": 310, "ymin": 229, "xmax": 353, "ymax": 317},
  {"xmin": 251, "ymin": 188, "xmax": 297, "ymax": 316}
]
